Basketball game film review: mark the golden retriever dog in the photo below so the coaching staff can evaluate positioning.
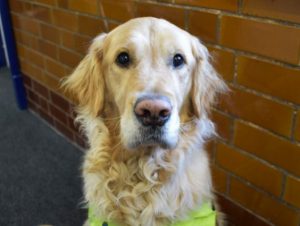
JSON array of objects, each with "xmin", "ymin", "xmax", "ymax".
[{"xmin": 63, "ymin": 17, "xmax": 227, "ymax": 226}]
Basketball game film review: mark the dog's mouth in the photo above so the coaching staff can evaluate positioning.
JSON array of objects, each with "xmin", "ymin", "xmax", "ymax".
[{"xmin": 127, "ymin": 126, "xmax": 177, "ymax": 150}]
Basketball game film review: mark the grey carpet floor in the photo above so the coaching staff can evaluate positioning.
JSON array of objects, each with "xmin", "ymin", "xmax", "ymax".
[{"xmin": 0, "ymin": 67, "xmax": 86, "ymax": 226}]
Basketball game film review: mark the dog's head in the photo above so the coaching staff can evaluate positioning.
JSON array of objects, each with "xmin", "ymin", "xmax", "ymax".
[{"xmin": 64, "ymin": 17, "xmax": 226, "ymax": 150}]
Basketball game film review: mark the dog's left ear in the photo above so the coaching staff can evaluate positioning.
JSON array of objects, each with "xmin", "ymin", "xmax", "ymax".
[
  {"xmin": 62, "ymin": 33, "xmax": 107, "ymax": 117},
  {"xmin": 190, "ymin": 37, "xmax": 227, "ymax": 118}
]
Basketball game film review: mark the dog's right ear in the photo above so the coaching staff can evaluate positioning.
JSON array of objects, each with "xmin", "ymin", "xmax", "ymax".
[
  {"xmin": 62, "ymin": 33, "xmax": 107, "ymax": 117},
  {"xmin": 190, "ymin": 36, "xmax": 227, "ymax": 118}
]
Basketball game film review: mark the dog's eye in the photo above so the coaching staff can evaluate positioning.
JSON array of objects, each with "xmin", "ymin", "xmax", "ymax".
[
  {"xmin": 116, "ymin": 52, "xmax": 130, "ymax": 67},
  {"xmin": 173, "ymin": 54, "xmax": 185, "ymax": 68}
]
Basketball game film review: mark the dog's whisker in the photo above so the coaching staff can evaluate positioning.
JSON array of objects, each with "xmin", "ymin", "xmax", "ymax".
[
  {"xmin": 112, "ymin": 121, "xmax": 121, "ymax": 132},
  {"xmin": 111, "ymin": 140, "xmax": 122, "ymax": 150},
  {"xmin": 180, "ymin": 118, "xmax": 197, "ymax": 126},
  {"xmin": 179, "ymin": 127, "xmax": 189, "ymax": 138},
  {"xmin": 103, "ymin": 116, "xmax": 121, "ymax": 121},
  {"xmin": 111, "ymin": 140, "xmax": 123, "ymax": 152}
]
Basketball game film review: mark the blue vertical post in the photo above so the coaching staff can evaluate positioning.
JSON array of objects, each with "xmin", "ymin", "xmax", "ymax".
[
  {"xmin": 0, "ymin": 34, "xmax": 6, "ymax": 67},
  {"xmin": 0, "ymin": 0, "xmax": 27, "ymax": 109}
]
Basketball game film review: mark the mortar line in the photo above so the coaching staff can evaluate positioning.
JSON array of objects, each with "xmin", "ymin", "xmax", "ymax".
[{"xmin": 290, "ymin": 109, "xmax": 298, "ymax": 142}]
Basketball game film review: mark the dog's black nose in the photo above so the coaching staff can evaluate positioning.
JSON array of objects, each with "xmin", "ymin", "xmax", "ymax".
[{"xmin": 134, "ymin": 96, "xmax": 172, "ymax": 127}]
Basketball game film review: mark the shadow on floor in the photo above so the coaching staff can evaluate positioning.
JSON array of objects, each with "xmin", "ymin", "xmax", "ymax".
[{"xmin": 0, "ymin": 67, "xmax": 86, "ymax": 226}]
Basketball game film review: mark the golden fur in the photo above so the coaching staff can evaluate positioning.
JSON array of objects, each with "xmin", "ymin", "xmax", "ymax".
[{"xmin": 63, "ymin": 17, "xmax": 227, "ymax": 226}]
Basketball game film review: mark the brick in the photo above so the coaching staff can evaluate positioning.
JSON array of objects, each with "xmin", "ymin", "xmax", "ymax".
[
  {"xmin": 22, "ymin": 75, "xmax": 32, "ymax": 88},
  {"xmin": 11, "ymin": 15, "xmax": 20, "ymax": 29},
  {"xmin": 205, "ymin": 140, "xmax": 215, "ymax": 153},
  {"xmin": 69, "ymin": 0, "xmax": 99, "ymax": 15},
  {"xmin": 61, "ymin": 30, "xmax": 91, "ymax": 55},
  {"xmin": 218, "ymin": 86, "xmax": 293, "ymax": 137},
  {"xmin": 17, "ymin": 45, "xmax": 44, "ymax": 68},
  {"xmin": 101, "ymin": 0, "xmax": 135, "ymax": 22},
  {"xmin": 61, "ymin": 30, "xmax": 78, "ymax": 49},
  {"xmin": 33, "ymin": 81, "xmax": 49, "ymax": 99},
  {"xmin": 23, "ymin": 47, "xmax": 45, "ymax": 68},
  {"xmin": 78, "ymin": 15, "xmax": 105, "ymax": 37},
  {"xmin": 211, "ymin": 164, "xmax": 227, "ymax": 193},
  {"xmin": 9, "ymin": 0, "xmax": 23, "ymax": 13},
  {"xmin": 39, "ymin": 40, "xmax": 58, "ymax": 59},
  {"xmin": 53, "ymin": 9, "xmax": 78, "ymax": 32},
  {"xmin": 38, "ymin": 108, "xmax": 54, "ymax": 126},
  {"xmin": 108, "ymin": 22, "xmax": 120, "ymax": 32},
  {"xmin": 41, "ymin": 24, "xmax": 60, "ymax": 44},
  {"xmin": 20, "ymin": 61, "xmax": 44, "ymax": 82},
  {"xmin": 189, "ymin": 10, "xmax": 218, "ymax": 43},
  {"xmin": 30, "ymin": 4, "xmax": 51, "ymax": 23},
  {"xmin": 57, "ymin": 0, "xmax": 68, "ymax": 9},
  {"xmin": 243, "ymin": 0, "xmax": 300, "ymax": 24},
  {"xmin": 16, "ymin": 44, "xmax": 26, "ymax": 59},
  {"xmin": 50, "ymin": 91, "xmax": 70, "ymax": 112},
  {"xmin": 39, "ymin": 40, "xmax": 57, "ymax": 60},
  {"xmin": 50, "ymin": 104, "xmax": 67, "ymax": 125},
  {"xmin": 176, "ymin": 0, "xmax": 238, "ymax": 12},
  {"xmin": 24, "ymin": 85, "xmax": 30, "ymax": 93},
  {"xmin": 39, "ymin": 97, "xmax": 49, "ymax": 112},
  {"xmin": 13, "ymin": 29, "xmax": 22, "ymax": 45},
  {"xmin": 20, "ymin": 60, "xmax": 32, "ymax": 77},
  {"xmin": 45, "ymin": 58, "xmax": 66, "ymax": 78},
  {"xmin": 13, "ymin": 15, "xmax": 40, "ymax": 36},
  {"xmin": 27, "ymin": 99, "xmax": 38, "ymax": 112},
  {"xmin": 237, "ymin": 56, "xmax": 300, "ymax": 104},
  {"xmin": 295, "ymin": 111, "xmax": 300, "ymax": 141},
  {"xmin": 157, "ymin": 0, "xmax": 173, "ymax": 2},
  {"xmin": 205, "ymin": 140, "xmax": 215, "ymax": 160},
  {"xmin": 35, "ymin": 0, "xmax": 56, "ymax": 6},
  {"xmin": 22, "ymin": 1, "xmax": 32, "ymax": 11},
  {"xmin": 64, "ymin": 66, "xmax": 74, "ymax": 77},
  {"xmin": 15, "ymin": 30, "xmax": 39, "ymax": 50},
  {"xmin": 211, "ymin": 110, "xmax": 232, "ymax": 141},
  {"xmin": 55, "ymin": 120, "xmax": 74, "ymax": 141},
  {"xmin": 63, "ymin": 93, "xmax": 77, "ymax": 108},
  {"xmin": 22, "ymin": 0, "xmax": 33, "ymax": 10},
  {"xmin": 30, "ymin": 36, "xmax": 40, "ymax": 52},
  {"xmin": 43, "ymin": 73, "xmax": 65, "ymax": 97},
  {"xmin": 284, "ymin": 176, "xmax": 300, "ymax": 208},
  {"xmin": 218, "ymin": 195, "xmax": 272, "ymax": 226},
  {"xmin": 220, "ymin": 16, "xmax": 300, "ymax": 64},
  {"xmin": 234, "ymin": 121, "xmax": 300, "ymax": 177},
  {"xmin": 216, "ymin": 142, "xmax": 282, "ymax": 196},
  {"xmin": 58, "ymin": 48, "xmax": 82, "ymax": 68},
  {"xmin": 230, "ymin": 179, "xmax": 300, "ymax": 226},
  {"xmin": 208, "ymin": 47, "xmax": 235, "ymax": 81},
  {"xmin": 136, "ymin": 2, "xmax": 185, "ymax": 28},
  {"xmin": 27, "ymin": 89, "xmax": 40, "ymax": 104}
]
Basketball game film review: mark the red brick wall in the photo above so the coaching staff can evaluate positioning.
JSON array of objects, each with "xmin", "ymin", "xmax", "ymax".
[
  {"xmin": 9, "ymin": 0, "xmax": 300, "ymax": 225},
  {"xmin": 22, "ymin": 74, "xmax": 87, "ymax": 148}
]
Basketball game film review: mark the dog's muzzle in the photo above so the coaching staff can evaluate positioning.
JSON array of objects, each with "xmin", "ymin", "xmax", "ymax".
[{"xmin": 131, "ymin": 95, "xmax": 175, "ymax": 149}]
